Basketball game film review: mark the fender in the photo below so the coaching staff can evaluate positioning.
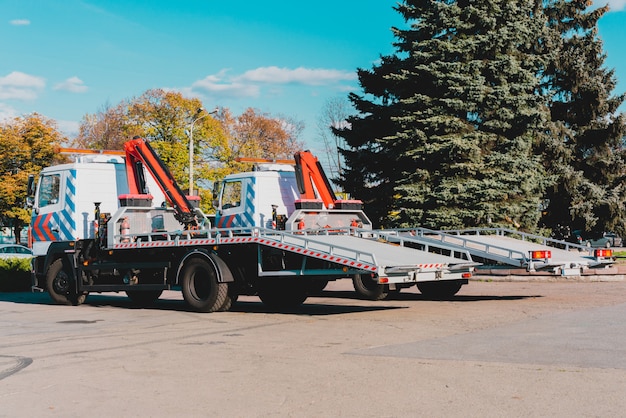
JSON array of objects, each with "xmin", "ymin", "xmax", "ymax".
[
  {"xmin": 32, "ymin": 241, "xmax": 78, "ymax": 290},
  {"xmin": 176, "ymin": 250, "xmax": 234, "ymax": 284}
]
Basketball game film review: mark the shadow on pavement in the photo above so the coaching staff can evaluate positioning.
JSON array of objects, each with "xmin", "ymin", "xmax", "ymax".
[
  {"xmin": 311, "ymin": 289, "xmax": 542, "ymax": 302},
  {"xmin": 0, "ymin": 291, "xmax": 406, "ymax": 316}
]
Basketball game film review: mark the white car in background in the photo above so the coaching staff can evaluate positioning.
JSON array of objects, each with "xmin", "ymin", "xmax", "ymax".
[{"xmin": 0, "ymin": 244, "xmax": 33, "ymax": 259}]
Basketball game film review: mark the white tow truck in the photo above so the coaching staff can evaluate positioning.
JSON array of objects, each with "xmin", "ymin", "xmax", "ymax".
[{"xmin": 28, "ymin": 138, "xmax": 476, "ymax": 312}]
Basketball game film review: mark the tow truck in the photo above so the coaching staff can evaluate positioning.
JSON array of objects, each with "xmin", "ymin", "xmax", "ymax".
[{"xmin": 28, "ymin": 137, "xmax": 476, "ymax": 312}]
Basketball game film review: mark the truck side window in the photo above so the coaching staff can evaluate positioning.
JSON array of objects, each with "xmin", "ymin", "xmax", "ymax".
[
  {"xmin": 221, "ymin": 181, "xmax": 242, "ymax": 209},
  {"xmin": 38, "ymin": 174, "xmax": 60, "ymax": 208}
]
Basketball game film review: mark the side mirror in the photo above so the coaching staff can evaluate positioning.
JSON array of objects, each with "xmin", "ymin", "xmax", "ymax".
[
  {"xmin": 26, "ymin": 175, "xmax": 36, "ymax": 208},
  {"xmin": 212, "ymin": 181, "xmax": 221, "ymax": 210}
]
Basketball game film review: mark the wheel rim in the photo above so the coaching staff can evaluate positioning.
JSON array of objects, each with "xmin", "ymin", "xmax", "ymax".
[
  {"xmin": 190, "ymin": 268, "xmax": 211, "ymax": 301},
  {"xmin": 53, "ymin": 271, "xmax": 70, "ymax": 295}
]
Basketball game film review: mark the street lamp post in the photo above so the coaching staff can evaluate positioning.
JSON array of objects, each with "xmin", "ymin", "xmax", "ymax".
[{"xmin": 187, "ymin": 108, "xmax": 209, "ymax": 196}]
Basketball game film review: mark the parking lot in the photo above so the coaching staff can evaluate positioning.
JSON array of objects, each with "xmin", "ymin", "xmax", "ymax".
[{"xmin": 1, "ymin": 279, "xmax": 626, "ymax": 417}]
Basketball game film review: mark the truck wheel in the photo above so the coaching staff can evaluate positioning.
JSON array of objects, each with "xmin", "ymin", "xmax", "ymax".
[
  {"xmin": 417, "ymin": 280, "xmax": 464, "ymax": 300},
  {"xmin": 126, "ymin": 290, "xmax": 163, "ymax": 307},
  {"xmin": 181, "ymin": 258, "xmax": 228, "ymax": 312},
  {"xmin": 46, "ymin": 258, "xmax": 86, "ymax": 306},
  {"xmin": 256, "ymin": 278, "xmax": 308, "ymax": 310},
  {"xmin": 216, "ymin": 284, "xmax": 238, "ymax": 312},
  {"xmin": 352, "ymin": 274, "xmax": 389, "ymax": 300}
]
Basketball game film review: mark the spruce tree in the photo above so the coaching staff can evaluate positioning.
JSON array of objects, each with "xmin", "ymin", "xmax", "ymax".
[
  {"xmin": 338, "ymin": 0, "xmax": 553, "ymax": 230},
  {"xmin": 541, "ymin": 1, "xmax": 626, "ymax": 238}
]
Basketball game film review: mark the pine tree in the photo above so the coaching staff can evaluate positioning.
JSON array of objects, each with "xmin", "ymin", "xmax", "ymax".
[
  {"xmin": 541, "ymin": 1, "xmax": 626, "ymax": 239},
  {"xmin": 338, "ymin": 0, "xmax": 553, "ymax": 230}
]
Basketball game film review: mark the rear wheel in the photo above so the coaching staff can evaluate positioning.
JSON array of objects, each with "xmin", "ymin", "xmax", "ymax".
[
  {"xmin": 352, "ymin": 274, "xmax": 389, "ymax": 300},
  {"xmin": 256, "ymin": 278, "xmax": 308, "ymax": 310},
  {"xmin": 417, "ymin": 280, "xmax": 464, "ymax": 300},
  {"xmin": 181, "ymin": 258, "xmax": 228, "ymax": 312},
  {"xmin": 46, "ymin": 258, "xmax": 86, "ymax": 306}
]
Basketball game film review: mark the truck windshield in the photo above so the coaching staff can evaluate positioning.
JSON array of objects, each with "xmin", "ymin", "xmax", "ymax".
[
  {"xmin": 221, "ymin": 181, "xmax": 242, "ymax": 209},
  {"xmin": 38, "ymin": 174, "xmax": 60, "ymax": 207}
]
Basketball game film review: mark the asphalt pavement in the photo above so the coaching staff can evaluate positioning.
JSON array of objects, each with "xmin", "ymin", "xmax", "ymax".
[{"xmin": 1, "ymin": 280, "xmax": 626, "ymax": 417}]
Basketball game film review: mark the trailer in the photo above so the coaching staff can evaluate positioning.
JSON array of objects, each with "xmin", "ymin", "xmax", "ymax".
[{"xmin": 28, "ymin": 138, "xmax": 476, "ymax": 312}]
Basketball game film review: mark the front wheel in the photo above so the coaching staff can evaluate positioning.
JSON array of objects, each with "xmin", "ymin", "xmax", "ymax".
[
  {"xmin": 46, "ymin": 258, "xmax": 86, "ymax": 306},
  {"xmin": 180, "ymin": 258, "xmax": 228, "ymax": 312}
]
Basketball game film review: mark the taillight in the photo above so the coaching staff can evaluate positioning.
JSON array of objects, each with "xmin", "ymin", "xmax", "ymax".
[
  {"xmin": 595, "ymin": 249, "xmax": 613, "ymax": 258},
  {"xmin": 530, "ymin": 250, "xmax": 551, "ymax": 260}
]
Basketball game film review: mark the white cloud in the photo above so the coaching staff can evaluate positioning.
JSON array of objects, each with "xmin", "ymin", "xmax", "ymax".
[
  {"xmin": 192, "ymin": 70, "xmax": 260, "ymax": 98},
  {"xmin": 10, "ymin": 19, "xmax": 30, "ymax": 26},
  {"xmin": 0, "ymin": 71, "xmax": 45, "ymax": 100},
  {"xmin": 189, "ymin": 66, "xmax": 356, "ymax": 99},
  {"xmin": 607, "ymin": 0, "xmax": 626, "ymax": 11},
  {"xmin": 56, "ymin": 120, "xmax": 80, "ymax": 138},
  {"xmin": 0, "ymin": 103, "xmax": 18, "ymax": 121},
  {"xmin": 238, "ymin": 66, "xmax": 356, "ymax": 85},
  {"xmin": 54, "ymin": 76, "xmax": 88, "ymax": 93}
]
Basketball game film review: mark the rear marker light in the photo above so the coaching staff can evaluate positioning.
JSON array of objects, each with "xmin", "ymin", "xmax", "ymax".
[
  {"xmin": 378, "ymin": 277, "xmax": 389, "ymax": 284},
  {"xmin": 595, "ymin": 249, "xmax": 613, "ymax": 258},
  {"xmin": 530, "ymin": 250, "xmax": 551, "ymax": 260}
]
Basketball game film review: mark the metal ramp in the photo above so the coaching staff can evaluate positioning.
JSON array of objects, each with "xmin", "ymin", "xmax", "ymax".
[
  {"xmin": 111, "ymin": 226, "xmax": 477, "ymax": 282},
  {"xmin": 254, "ymin": 228, "xmax": 477, "ymax": 281},
  {"xmin": 366, "ymin": 227, "xmax": 613, "ymax": 274}
]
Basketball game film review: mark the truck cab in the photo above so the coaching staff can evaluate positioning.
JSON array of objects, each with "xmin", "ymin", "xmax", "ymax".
[
  {"xmin": 215, "ymin": 164, "xmax": 299, "ymax": 229},
  {"xmin": 29, "ymin": 154, "xmax": 166, "ymax": 256}
]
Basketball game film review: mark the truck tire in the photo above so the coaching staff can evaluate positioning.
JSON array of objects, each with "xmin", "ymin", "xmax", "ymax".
[
  {"xmin": 417, "ymin": 280, "xmax": 464, "ymax": 300},
  {"xmin": 352, "ymin": 274, "xmax": 389, "ymax": 300},
  {"xmin": 46, "ymin": 258, "xmax": 86, "ymax": 306},
  {"xmin": 181, "ymin": 258, "xmax": 228, "ymax": 312},
  {"xmin": 256, "ymin": 278, "xmax": 308, "ymax": 310},
  {"xmin": 125, "ymin": 290, "xmax": 163, "ymax": 307}
]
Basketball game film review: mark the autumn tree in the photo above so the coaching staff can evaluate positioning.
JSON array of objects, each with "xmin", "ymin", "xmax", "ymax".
[
  {"xmin": 73, "ymin": 101, "xmax": 129, "ymax": 150},
  {"xmin": 217, "ymin": 107, "xmax": 304, "ymax": 162},
  {"xmin": 75, "ymin": 89, "xmax": 232, "ymax": 210},
  {"xmin": 0, "ymin": 114, "xmax": 66, "ymax": 243}
]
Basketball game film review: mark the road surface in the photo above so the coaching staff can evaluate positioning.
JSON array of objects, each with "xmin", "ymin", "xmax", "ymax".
[{"xmin": 1, "ymin": 279, "xmax": 625, "ymax": 417}]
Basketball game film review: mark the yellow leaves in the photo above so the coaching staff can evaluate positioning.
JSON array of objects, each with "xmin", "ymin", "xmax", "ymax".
[{"xmin": 0, "ymin": 114, "xmax": 65, "ymax": 229}]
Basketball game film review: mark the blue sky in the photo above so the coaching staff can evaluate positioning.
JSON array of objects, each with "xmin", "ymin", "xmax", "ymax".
[{"xmin": 1, "ymin": 0, "xmax": 625, "ymax": 155}]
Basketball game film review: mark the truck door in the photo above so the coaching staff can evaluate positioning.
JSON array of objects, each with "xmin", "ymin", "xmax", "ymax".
[
  {"xmin": 215, "ymin": 178, "xmax": 256, "ymax": 228},
  {"xmin": 30, "ymin": 170, "xmax": 76, "ymax": 252}
]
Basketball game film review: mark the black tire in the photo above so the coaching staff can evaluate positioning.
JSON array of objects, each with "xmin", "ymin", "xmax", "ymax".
[
  {"xmin": 417, "ymin": 280, "xmax": 464, "ymax": 300},
  {"xmin": 216, "ymin": 284, "xmax": 239, "ymax": 312},
  {"xmin": 46, "ymin": 258, "xmax": 86, "ymax": 306},
  {"xmin": 352, "ymin": 274, "xmax": 389, "ymax": 300},
  {"xmin": 180, "ymin": 258, "xmax": 228, "ymax": 312},
  {"xmin": 125, "ymin": 290, "xmax": 163, "ymax": 306},
  {"xmin": 256, "ymin": 278, "xmax": 308, "ymax": 310}
]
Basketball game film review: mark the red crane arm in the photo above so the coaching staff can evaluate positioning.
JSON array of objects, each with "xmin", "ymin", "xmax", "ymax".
[
  {"xmin": 124, "ymin": 137, "xmax": 197, "ymax": 227},
  {"xmin": 293, "ymin": 151, "xmax": 338, "ymax": 208}
]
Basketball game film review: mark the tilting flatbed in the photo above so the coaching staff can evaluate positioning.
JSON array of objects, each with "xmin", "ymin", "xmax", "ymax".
[{"xmin": 371, "ymin": 227, "xmax": 614, "ymax": 275}]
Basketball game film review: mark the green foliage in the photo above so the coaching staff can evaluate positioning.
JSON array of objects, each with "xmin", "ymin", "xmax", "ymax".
[
  {"xmin": 0, "ymin": 258, "xmax": 32, "ymax": 292},
  {"xmin": 540, "ymin": 1, "xmax": 626, "ymax": 238},
  {"xmin": 338, "ymin": 0, "xmax": 553, "ymax": 231}
]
